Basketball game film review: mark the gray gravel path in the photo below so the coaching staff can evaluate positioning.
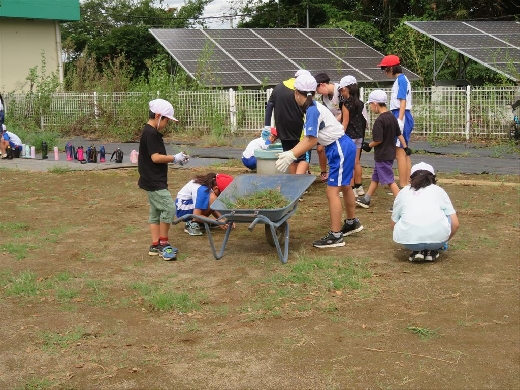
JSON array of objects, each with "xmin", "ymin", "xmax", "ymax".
[{"xmin": 1, "ymin": 138, "xmax": 518, "ymax": 175}]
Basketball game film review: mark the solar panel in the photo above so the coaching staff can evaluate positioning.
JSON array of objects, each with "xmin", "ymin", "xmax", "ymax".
[
  {"xmin": 405, "ymin": 21, "xmax": 520, "ymax": 82},
  {"xmin": 150, "ymin": 28, "xmax": 420, "ymax": 88}
]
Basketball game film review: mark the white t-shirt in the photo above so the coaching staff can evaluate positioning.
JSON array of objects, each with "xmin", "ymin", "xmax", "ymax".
[
  {"xmin": 390, "ymin": 74, "xmax": 412, "ymax": 111},
  {"xmin": 322, "ymin": 83, "xmax": 341, "ymax": 116},
  {"xmin": 242, "ymin": 137, "xmax": 269, "ymax": 159},
  {"xmin": 5, "ymin": 131, "xmax": 22, "ymax": 146},
  {"xmin": 303, "ymin": 100, "xmax": 345, "ymax": 146},
  {"xmin": 392, "ymin": 184, "xmax": 456, "ymax": 244}
]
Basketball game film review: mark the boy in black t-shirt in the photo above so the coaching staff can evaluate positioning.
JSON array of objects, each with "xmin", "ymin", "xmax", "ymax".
[
  {"xmin": 355, "ymin": 90, "xmax": 411, "ymax": 209},
  {"xmin": 138, "ymin": 99, "xmax": 189, "ymax": 260}
]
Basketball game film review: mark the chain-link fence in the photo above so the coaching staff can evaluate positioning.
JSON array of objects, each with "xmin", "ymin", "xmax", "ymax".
[{"xmin": 3, "ymin": 86, "xmax": 518, "ymax": 140}]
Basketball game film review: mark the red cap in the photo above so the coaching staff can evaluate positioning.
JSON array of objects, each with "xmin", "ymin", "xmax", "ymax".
[
  {"xmin": 215, "ymin": 174, "xmax": 233, "ymax": 192},
  {"xmin": 377, "ymin": 55, "xmax": 400, "ymax": 67}
]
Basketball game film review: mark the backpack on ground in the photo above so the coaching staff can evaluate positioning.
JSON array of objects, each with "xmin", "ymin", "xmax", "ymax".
[
  {"xmin": 86, "ymin": 145, "xmax": 98, "ymax": 163},
  {"xmin": 110, "ymin": 148, "xmax": 123, "ymax": 163}
]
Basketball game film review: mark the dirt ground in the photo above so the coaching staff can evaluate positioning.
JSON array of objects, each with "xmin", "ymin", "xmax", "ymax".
[{"xmin": 0, "ymin": 166, "xmax": 518, "ymax": 390}]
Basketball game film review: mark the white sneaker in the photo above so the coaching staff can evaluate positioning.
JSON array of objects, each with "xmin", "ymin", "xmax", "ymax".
[
  {"xmin": 352, "ymin": 187, "xmax": 358, "ymax": 197},
  {"xmin": 356, "ymin": 186, "xmax": 365, "ymax": 196}
]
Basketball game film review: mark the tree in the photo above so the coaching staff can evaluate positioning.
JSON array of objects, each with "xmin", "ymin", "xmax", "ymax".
[{"xmin": 61, "ymin": 0, "xmax": 211, "ymax": 80}]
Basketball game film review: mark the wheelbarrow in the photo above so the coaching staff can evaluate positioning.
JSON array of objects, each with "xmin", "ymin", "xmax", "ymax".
[{"xmin": 172, "ymin": 174, "xmax": 316, "ymax": 264}]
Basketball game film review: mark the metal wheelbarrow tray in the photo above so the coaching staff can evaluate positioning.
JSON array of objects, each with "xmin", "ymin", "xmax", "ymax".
[{"xmin": 173, "ymin": 174, "xmax": 316, "ymax": 264}]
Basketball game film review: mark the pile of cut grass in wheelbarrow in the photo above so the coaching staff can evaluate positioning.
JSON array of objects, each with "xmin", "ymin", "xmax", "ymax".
[{"xmin": 220, "ymin": 187, "xmax": 289, "ymax": 209}]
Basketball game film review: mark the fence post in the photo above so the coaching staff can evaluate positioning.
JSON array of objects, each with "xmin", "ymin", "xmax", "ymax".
[
  {"xmin": 266, "ymin": 88, "xmax": 273, "ymax": 127},
  {"xmin": 93, "ymin": 92, "xmax": 99, "ymax": 119},
  {"xmin": 465, "ymin": 85, "xmax": 471, "ymax": 140},
  {"xmin": 229, "ymin": 88, "xmax": 237, "ymax": 133},
  {"xmin": 39, "ymin": 93, "xmax": 44, "ymax": 130}
]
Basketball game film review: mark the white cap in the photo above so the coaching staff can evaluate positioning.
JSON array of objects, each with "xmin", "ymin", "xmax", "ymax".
[
  {"xmin": 339, "ymin": 75, "xmax": 357, "ymax": 88},
  {"xmin": 411, "ymin": 162, "xmax": 435, "ymax": 175},
  {"xmin": 149, "ymin": 99, "xmax": 178, "ymax": 122},
  {"xmin": 294, "ymin": 73, "xmax": 317, "ymax": 92},
  {"xmin": 367, "ymin": 89, "xmax": 387, "ymax": 104},
  {"xmin": 295, "ymin": 69, "xmax": 311, "ymax": 77}
]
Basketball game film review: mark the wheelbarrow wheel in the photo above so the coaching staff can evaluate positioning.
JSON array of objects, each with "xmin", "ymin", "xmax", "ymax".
[{"xmin": 265, "ymin": 222, "xmax": 287, "ymax": 247}]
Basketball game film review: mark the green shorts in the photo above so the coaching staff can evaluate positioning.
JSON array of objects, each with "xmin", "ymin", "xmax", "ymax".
[{"xmin": 147, "ymin": 189, "xmax": 175, "ymax": 224}]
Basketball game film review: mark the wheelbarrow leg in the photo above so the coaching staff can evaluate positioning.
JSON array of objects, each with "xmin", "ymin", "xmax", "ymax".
[
  {"xmin": 205, "ymin": 223, "xmax": 234, "ymax": 260},
  {"xmin": 267, "ymin": 222, "xmax": 290, "ymax": 264}
]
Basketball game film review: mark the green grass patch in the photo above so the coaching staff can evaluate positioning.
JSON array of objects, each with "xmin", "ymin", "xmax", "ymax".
[
  {"xmin": 47, "ymin": 166, "xmax": 73, "ymax": 174},
  {"xmin": 406, "ymin": 325, "xmax": 439, "ymax": 340},
  {"xmin": 238, "ymin": 255, "xmax": 372, "ymax": 320},
  {"xmin": 1, "ymin": 270, "xmax": 40, "ymax": 296},
  {"xmin": 0, "ymin": 242, "xmax": 29, "ymax": 260},
  {"xmin": 40, "ymin": 327, "xmax": 86, "ymax": 352},
  {"xmin": 15, "ymin": 377, "xmax": 54, "ymax": 390}
]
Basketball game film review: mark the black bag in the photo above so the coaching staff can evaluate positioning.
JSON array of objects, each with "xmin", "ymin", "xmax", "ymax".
[
  {"xmin": 110, "ymin": 148, "xmax": 123, "ymax": 163},
  {"xmin": 86, "ymin": 145, "xmax": 98, "ymax": 163}
]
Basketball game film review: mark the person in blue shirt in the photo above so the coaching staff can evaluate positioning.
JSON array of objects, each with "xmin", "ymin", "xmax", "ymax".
[
  {"xmin": 378, "ymin": 55, "xmax": 414, "ymax": 188},
  {"xmin": 175, "ymin": 173, "xmax": 234, "ymax": 236},
  {"xmin": 275, "ymin": 73, "xmax": 363, "ymax": 249}
]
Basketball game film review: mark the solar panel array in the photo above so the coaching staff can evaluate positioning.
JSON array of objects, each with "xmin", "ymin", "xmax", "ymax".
[
  {"xmin": 405, "ymin": 21, "xmax": 520, "ymax": 82},
  {"xmin": 150, "ymin": 28, "xmax": 420, "ymax": 87}
]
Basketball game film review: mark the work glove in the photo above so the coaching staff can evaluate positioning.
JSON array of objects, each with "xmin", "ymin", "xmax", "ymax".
[
  {"xmin": 261, "ymin": 126, "xmax": 271, "ymax": 141},
  {"xmin": 404, "ymin": 147, "xmax": 413, "ymax": 156},
  {"xmin": 361, "ymin": 142, "xmax": 372, "ymax": 153},
  {"xmin": 397, "ymin": 118, "xmax": 404, "ymax": 132},
  {"xmin": 275, "ymin": 150, "xmax": 297, "ymax": 172},
  {"xmin": 173, "ymin": 152, "xmax": 190, "ymax": 165}
]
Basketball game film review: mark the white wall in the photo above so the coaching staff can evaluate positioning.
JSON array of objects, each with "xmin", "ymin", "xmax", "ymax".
[{"xmin": 0, "ymin": 19, "xmax": 61, "ymax": 92}]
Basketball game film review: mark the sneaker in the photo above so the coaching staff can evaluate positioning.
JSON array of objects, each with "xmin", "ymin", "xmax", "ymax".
[
  {"xmin": 159, "ymin": 244, "xmax": 178, "ymax": 261},
  {"xmin": 148, "ymin": 244, "xmax": 161, "ymax": 256},
  {"xmin": 313, "ymin": 231, "xmax": 345, "ymax": 248},
  {"xmin": 352, "ymin": 187, "xmax": 358, "ymax": 197},
  {"xmin": 409, "ymin": 251, "xmax": 425, "ymax": 262},
  {"xmin": 356, "ymin": 186, "xmax": 365, "ymax": 196},
  {"xmin": 355, "ymin": 197, "xmax": 370, "ymax": 209},
  {"xmin": 424, "ymin": 250, "xmax": 439, "ymax": 261},
  {"xmin": 340, "ymin": 219, "xmax": 364, "ymax": 236},
  {"xmin": 320, "ymin": 172, "xmax": 328, "ymax": 182},
  {"xmin": 184, "ymin": 221, "xmax": 203, "ymax": 236}
]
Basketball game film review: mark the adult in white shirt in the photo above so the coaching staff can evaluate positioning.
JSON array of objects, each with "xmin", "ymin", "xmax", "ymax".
[{"xmin": 391, "ymin": 162, "xmax": 459, "ymax": 262}]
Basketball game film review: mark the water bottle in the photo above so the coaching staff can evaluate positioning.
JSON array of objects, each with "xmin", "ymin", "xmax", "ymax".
[
  {"xmin": 65, "ymin": 142, "xmax": 73, "ymax": 161},
  {"xmin": 30, "ymin": 146, "xmax": 36, "ymax": 159},
  {"xmin": 77, "ymin": 146, "xmax": 84, "ymax": 161},
  {"xmin": 42, "ymin": 141, "xmax": 48, "ymax": 159},
  {"xmin": 21, "ymin": 144, "xmax": 26, "ymax": 156},
  {"xmin": 53, "ymin": 146, "xmax": 59, "ymax": 160},
  {"xmin": 441, "ymin": 242, "xmax": 449, "ymax": 251},
  {"xmin": 24, "ymin": 145, "xmax": 31, "ymax": 158},
  {"xmin": 99, "ymin": 145, "xmax": 105, "ymax": 162},
  {"xmin": 130, "ymin": 150, "xmax": 138, "ymax": 163}
]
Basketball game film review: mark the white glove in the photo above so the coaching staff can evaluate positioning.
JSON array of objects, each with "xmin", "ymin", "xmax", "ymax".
[
  {"xmin": 397, "ymin": 118, "xmax": 404, "ymax": 132},
  {"xmin": 173, "ymin": 152, "xmax": 190, "ymax": 165},
  {"xmin": 275, "ymin": 150, "xmax": 297, "ymax": 172},
  {"xmin": 261, "ymin": 126, "xmax": 271, "ymax": 141}
]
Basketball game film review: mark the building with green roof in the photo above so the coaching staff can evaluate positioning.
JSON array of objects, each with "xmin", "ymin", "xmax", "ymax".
[{"xmin": 0, "ymin": 0, "xmax": 80, "ymax": 91}]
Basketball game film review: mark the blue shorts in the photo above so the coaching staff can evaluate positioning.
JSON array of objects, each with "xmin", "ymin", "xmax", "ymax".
[
  {"xmin": 372, "ymin": 160, "xmax": 395, "ymax": 185},
  {"xmin": 391, "ymin": 109, "xmax": 414, "ymax": 147},
  {"xmin": 242, "ymin": 156, "xmax": 257, "ymax": 170},
  {"xmin": 281, "ymin": 139, "xmax": 311, "ymax": 164},
  {"xmin": 325, "ymin": 135, "xmax": 355, "ymax": 187}
]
